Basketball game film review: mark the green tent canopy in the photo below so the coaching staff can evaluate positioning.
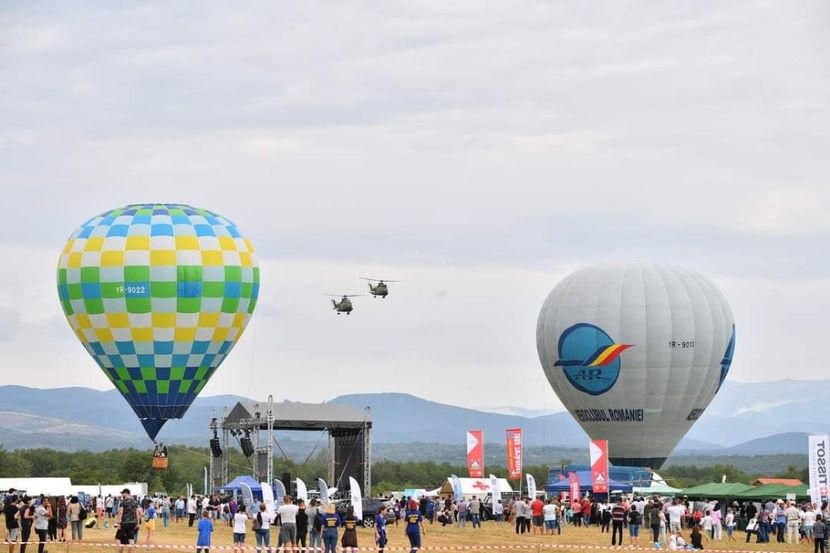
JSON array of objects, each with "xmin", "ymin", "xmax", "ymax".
[
  {"xmin": 680, "ymin": 482, "xmax": 754, "ymax": 499},
  {"xmin": 735, "ymin": 484, "xmax": 811, "ymax": 501}
]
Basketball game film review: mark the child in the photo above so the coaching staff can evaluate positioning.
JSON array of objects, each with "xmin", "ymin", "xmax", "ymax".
[
  {"xmin": 196, "ymin": 510, "xmax": 213, "ymax": 553},
  {"xmin": 375, "ymin": 505, "xmax": 388, "ymax": 553}
]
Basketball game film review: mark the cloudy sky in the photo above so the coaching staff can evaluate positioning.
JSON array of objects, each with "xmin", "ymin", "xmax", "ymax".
[{"xmin": 1, "ymin": 1, "xmax": 828, "ymax": 413}]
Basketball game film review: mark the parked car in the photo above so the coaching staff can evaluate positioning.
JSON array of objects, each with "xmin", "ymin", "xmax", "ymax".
[{"xmin": 334, "ymin": 498, "xmax": 395, "ymax": 528}]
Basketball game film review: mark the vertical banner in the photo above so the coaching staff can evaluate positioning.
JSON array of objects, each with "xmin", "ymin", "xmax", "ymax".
[
  {"xmin": 590, "ymin": 439, "xmax": 609, "ymax": 495},
  {"xmin": 569, "ymin": 472, "xmax": 581, "ymax": 503},
  {"xmin": 318, "ymin": 478, "xmax": 330, "ymax": 505},
  {"xmin": 526, "ymin": 474, "xmax": 537, "ymax": 499},
  {"xmin": 467, "ymin": 430, "xmax": 484, "ymax": 478},
  {"xmin": 490, "ymin": 474, "xmax": 501, "ymax": 505},
  {"xmin": 809, "ymin": 434, "xmax": 830, "ymax": 507},
  {"xmin": 450, "ymin": 474, "xmax": 463, "ymax": 503},
  {"xmin": 296, "ymin": 478, "xmax": 308, "ymax": 503},
  {"xmin": 349, "ymin": 476, "xmax": 363, "ymax": 521},
  {"xmin": 240, "ymin": 483, "xmax": 254, "ymax": 511},
  {"xmin": 261, "ymin": 481, "xmax": 276, "ymax": 516},
  {"xmin": 272, "ymin": 479, "xmax": 286, "ymax": 505},
  {"xmin": 505, "ymin": 428, "xmax": 523, "ymax": 481}
]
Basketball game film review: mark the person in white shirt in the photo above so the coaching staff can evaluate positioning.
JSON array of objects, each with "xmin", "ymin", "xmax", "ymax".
[
  {"xmin": 232, "ymin": 505, "xmax": 249, "ymax": 553},
  {"xmin": 803, "ymin": 505, "xmax": 817, "ymax": 544},
  {"xmin": 667, "ymin": 500, "xmax": 685, "ymax": 534},
  {"xmin": 187, "ymin": 496, "xmax": 198, "ymax": 527},
  {"xmin": 543, "ymin": 499, "xmax": 557, "ymax": 535},
  {"xmin": 277, "ymin": 496, "xmax": 299, "ymax": 553},
  {"xmin": 725, "ymin": 508, "xmax": 737, "ymax": 542},
  {"xmin": 493, "ymin": 500, "xmax": 504, "ymax": 523}
]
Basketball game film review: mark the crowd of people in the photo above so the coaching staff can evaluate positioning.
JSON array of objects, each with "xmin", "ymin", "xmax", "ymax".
[{"xmin": 6, "ymin": 486, "xmax": 829, "ymax": 553}]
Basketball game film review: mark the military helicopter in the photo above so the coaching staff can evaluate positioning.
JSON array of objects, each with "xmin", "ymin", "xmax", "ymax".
[
  {"xmin": 325, "ymin": 294, "xmax": 365, "ymax": 315},
  {"xmin": 360, "ymin": 277, "xmax": 403, "ymax": 298}
]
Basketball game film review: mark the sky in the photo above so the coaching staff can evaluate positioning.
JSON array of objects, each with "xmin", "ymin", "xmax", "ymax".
[{"xmin": 0, "ymin": 1, "xmax": 829, "ymax": 412}]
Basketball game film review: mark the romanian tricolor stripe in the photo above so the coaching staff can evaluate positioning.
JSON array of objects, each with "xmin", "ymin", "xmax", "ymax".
[{"xmin": 583, "ymin": 344, "xmax": 633, "ymax": 367}]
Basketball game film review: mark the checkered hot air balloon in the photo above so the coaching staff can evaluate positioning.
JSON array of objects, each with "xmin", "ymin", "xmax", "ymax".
[{"xmin": 57, "ymin": 204, "xmax": 260, "ymax": 440}]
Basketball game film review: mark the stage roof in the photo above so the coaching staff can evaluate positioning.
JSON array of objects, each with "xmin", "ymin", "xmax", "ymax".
[{"xmin": 223, "ymin": 400, "xmax": 371, "ymax": 431}]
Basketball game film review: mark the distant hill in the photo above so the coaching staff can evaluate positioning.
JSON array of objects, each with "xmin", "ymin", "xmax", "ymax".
[{"xmin": 0, "ymin": 383, "xmax": 822, "ymax": 461}]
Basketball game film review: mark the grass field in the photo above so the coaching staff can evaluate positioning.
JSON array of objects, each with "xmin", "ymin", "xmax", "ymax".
[{"xmin": 30, "ymin": 519, "xmax": 811, "ymax": 553}]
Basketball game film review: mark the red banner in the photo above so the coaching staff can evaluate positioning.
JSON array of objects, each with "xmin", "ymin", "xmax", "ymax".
[
  {"xmin": 505, "ymin": 428, "xmax": 523, "ymax": 481},
  {"xmin": 590, "ymin": 439, "xmax": 609, "ymax": 494},
  {"xmin": 466, "ymin": 430, "xmax": 484, "ymax": 478},
  {"xmin": 569, "ymin": 472, "xmax": 582, "ymax": 502}
]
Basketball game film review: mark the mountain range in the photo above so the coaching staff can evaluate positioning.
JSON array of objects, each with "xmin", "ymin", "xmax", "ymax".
[{"xmin": 0, "ymin": 380, "xmax": 822, "ymax": 460}]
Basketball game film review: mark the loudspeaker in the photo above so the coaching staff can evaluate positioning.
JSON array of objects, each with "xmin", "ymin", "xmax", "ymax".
[
  {"xmin": 281, "ymin": 472, "xmax": 292, "ymax": 495},
  {"xmin": 240, "ymin": 437, "xmax": 255, "ymax": 457},
  {"xmin": 210, "ymin": 438, "xmax": 222, "ymax": 457}
]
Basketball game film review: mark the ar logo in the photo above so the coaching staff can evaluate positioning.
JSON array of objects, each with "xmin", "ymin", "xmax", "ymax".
[{"xmin": 554, "ymin": 323, "xmax": 633, "ymax": 396}]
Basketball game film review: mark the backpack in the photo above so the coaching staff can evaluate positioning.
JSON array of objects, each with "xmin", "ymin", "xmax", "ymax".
[
  {"xmin": 313, "ymin": 512, "xmax": 323, "ymax": 532},
  {"xmin": 79, "ymin": 507, "xmax": 88, "ymax": 520}
]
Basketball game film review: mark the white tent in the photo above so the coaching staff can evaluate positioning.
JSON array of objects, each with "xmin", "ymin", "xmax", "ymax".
[
  {"xmin": 0, "ymin": 478, "xmax": 73, "ymax": 496},
  {"xmin": 438, "ymin": 477, "xmax": 513, "ymax": 498}
]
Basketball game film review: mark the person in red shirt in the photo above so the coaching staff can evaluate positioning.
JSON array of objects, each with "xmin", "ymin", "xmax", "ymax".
[
  {"xmin": 582, "ymin": 499, "xmax": 592, "ymax": 527},
  {"xmin": 530, "ymin": 497, "xmax": 545, "ymax": 535}
]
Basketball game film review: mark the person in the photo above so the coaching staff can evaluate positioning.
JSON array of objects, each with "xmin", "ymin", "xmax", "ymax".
[
  {"xmin": 469, "ymin": 496, "xmax": 481, "ymax": 529},
  {"xmin": 702, "ymin": 510, "xmax": 712, "ymax": 540},
  {"xmin": 253, "ymin": 503, "xmax": 272, "ymax": 553},
  {"xmin": 376, "ymin": 505, "xmax": 388, "ymax": 553},
  {"xmin": 786, "ymin": 500, "xmax": 801, "ymax": 544},
  {"xmin": 67, "ymin": 497, "xmax": 83, "ymax": 543},
  {"xmin": 5, "ymin": 494, "xmax": 19, "ymax": 553},
  {"xmin": 691, "ymin": 525, "xmax": 704, "ymax": 550},
  {"xmin": 33, "ymin": 498, "xmax": 51, "ymax": 553},
  {"xmin": 805, "ymin": 504, "xmax": 818, "ymax": 544},
  {"xmin": 277, "ymin": 496, "xmax": 299, "ymax": 553},
  {"xmin": 144, "ymin": 501, "xmax": 157, "ymax": 544},
  {"xmin": 530, "ymin": 496, "xmax": 544, "ymax": 535},
  {"xmin": 572, "ymin": 498, "xmax": 582, "ymax": 527},
  {"xmin": 188, "ymin": 496, "xmax": 198, "ymax": 527},
  {"xmin": 815, "ymin": 514, "xmax": 827, "ymax": 553},
  {"xmin": 232, "ymin": 505, "xmax": 247, "ymax": 553},
  {"xmin": 296, "ymin": 500, "xmax": 308, "ymax": 553},
  {"xmin": 321, "ymin": 503, "xmax": 340, "ymax": 553},
  {"xmin": 513, "ymin": 499, "xmax": 525, "ymax": 534},
  {"xmin": 725, "ymin": 508, "xmax": 736, "ymax": 542},
  {"xmin": 340, "ymin": 506, "xmax": 358, "ymax": 552},
  {"xmin": 493, "ymin": 500, "xmax": 503, "ymax": 523},
  {"xmin": 392, "ymin": 501, "xmax": 401, "ymax": 528},
  {"xmin": 116, "ymin": 489, "xmax": 140, "ymax": 553},
  {"xmin": 404, "ymin": 501, "xmax": 424, "ymax": 553},
  {"xmin": 611, "ymin": 501, "xmax": 626, "ymax": 546},
  {"xmin": 457, "ymin": 499, "xmax": 468, "ymax": 528},
  {"xmin": 19, "ymin": 498, "xmax": 34, "ymax": 553},
  {"xmin": 600, "ymin": 502, "xmax": 611, "ymax": 533},
  {"xmin": 667, "ymin": 499, "xmax": 684, "ymax": 535},
  {"xmin": 647, "ymin": 501, "xmax": 661, "ymax": 544},
  {"xmin": 307, "ymin": 499, "xmax": 322, "ymax": 553},
  {"xmin": 543, "ymin": 498, "xmax": 557, "ymax": 536},
  {"xmin": 628, "ymin": 504, "xmax": 641, "ymax": 547},
  {"xmin": 196, "ymin": 511, "xmax": 213, "ymax": 553},
  {"xmin": 55, "ymin": 497, "xmax": 67, "ymax": 543},
  {"xmin": 711, "ymin": 504, "xmax": 722, "ymax": 540},
  {"xmin": 161, "ymin": 498, "xmax": 171, "ymax": 529}
]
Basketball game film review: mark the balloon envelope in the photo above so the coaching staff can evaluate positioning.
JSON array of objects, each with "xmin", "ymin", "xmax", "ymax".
[
  {"xmin": 536, "ymin": 261, "xmax": 734, "ymax": 468},
  {"xmin": 57, "ymin": 203, "xmax": 260, "ymax": 440}
]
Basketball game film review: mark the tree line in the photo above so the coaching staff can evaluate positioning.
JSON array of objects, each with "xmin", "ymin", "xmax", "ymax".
[{"xmin": 0, "ymin": 446, "xmax": 807, "ymax": 497}]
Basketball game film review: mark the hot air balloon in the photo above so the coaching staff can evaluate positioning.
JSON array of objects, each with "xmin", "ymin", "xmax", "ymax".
[
  {"xmin": 57, "ymin": 203, "xmax": 260, "ymax": 441},
  {"xmin": 536, "ymin": 261, "xmax": 735, "ymax": 468}
]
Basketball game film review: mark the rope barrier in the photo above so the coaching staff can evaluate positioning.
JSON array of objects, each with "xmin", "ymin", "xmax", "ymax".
[{"xmin": 2, "ymin": 541, "xmax": 804, "ymax": 553}]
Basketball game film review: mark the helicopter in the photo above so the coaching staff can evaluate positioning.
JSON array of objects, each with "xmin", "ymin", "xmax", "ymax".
[
  {"xmin": 360, "ymin": 277, "xmax": 403, "ymax": 298},
  {"xmin": 325, "ymin": 294, "xmax": 365, "ymax": 314}
]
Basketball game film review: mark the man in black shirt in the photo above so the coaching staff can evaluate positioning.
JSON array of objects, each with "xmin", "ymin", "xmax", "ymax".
[{"xmin": 5, "ymin": 495, "xmax": 19, "ymax": 553}]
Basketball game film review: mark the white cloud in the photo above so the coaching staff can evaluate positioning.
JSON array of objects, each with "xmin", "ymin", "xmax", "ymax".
[{"xmin": 0, "ymin": 0, "xmax": 828, "ymax": 409}]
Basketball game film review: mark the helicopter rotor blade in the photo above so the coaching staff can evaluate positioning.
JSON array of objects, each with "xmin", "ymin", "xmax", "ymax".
[{"xmin": 360, "ymin": 277, "xmax": 404, "ymax": 282}]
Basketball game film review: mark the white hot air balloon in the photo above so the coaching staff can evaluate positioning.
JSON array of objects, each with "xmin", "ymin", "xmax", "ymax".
[{"xmin": 536, "ymin": 261, "xmax": 735, "ymax": 468}]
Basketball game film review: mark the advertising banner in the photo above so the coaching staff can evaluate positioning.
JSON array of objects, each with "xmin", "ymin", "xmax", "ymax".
[
  {"xmin": 349, "ymin": 476, "xmax": 363, "ymax": 521},
  {"xmin": 569, "ymin": 472, "xmax": 581, "ymax": 503},
  {"xmin": 809, "ymin": 434, "xmax": 830, "ymax": 507},
  {"xmin": 490, "ymin": 474, "xmax": 501, "ymax": 505},
  {"xmin": 450, "ymin": 474, "xmax": 463, "ymax": 503},
  {"xmin": 590, "ymin": 439, "xmax": 609, "ymax": 494},
  {"xmin": 467, "ymin": 430, "xmax": 484, "ymax": 478},
  {"xmin": 526, "ymin": 473, "xmax": 537, "ymax": 499},
  {"xmin": 506, "ymin": 428, "xmax": 523, "ymax": 481}
]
